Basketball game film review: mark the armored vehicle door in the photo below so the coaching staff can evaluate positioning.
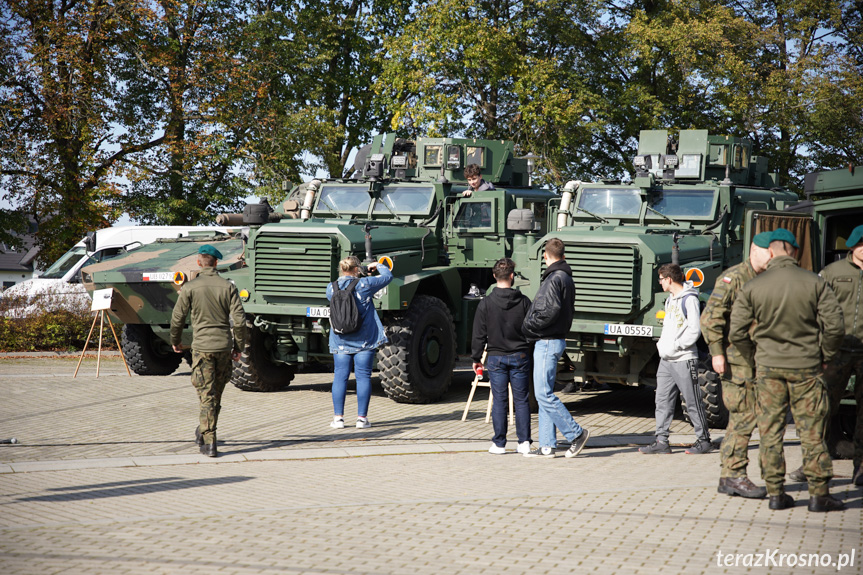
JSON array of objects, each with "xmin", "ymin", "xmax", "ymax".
[{"xmin": 743, "ymin": 210, "xmax": 815, "ymax": 271}]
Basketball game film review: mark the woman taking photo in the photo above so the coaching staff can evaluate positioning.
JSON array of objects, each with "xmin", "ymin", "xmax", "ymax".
[{"xmin": 325, "ymin": 256, "xmax": 393, "ymax": 429}]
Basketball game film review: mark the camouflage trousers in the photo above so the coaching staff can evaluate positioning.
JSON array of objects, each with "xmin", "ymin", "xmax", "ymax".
[
  {"xmin": 191, "ymin": 350, "xmax": 233, "ymax": 445},
  {"xmin": 719, "ymin": 373, "xmax": 757, "ymax": 478},
  {"xmin": 755, "ymin": 366, "xmax": 832, "ymax": 496},
  {"xmin": 822, "ymin": 349, "xmax": 863, "ymax": 467}
]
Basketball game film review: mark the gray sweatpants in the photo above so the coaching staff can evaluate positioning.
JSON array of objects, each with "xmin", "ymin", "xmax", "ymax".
[{"xmin": 654, "ymin": 358, "xmax": 710, "ymax": 442}]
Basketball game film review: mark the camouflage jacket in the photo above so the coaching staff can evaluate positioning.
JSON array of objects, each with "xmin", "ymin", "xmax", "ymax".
[
  {"xmin": 170, "ymin": 267, "xmax": 246, "ymax": 353},
  {"xmin": 820, "ymin": 253, "xmax": 863, "ymax": 352},
  {"xmin": 700, "ymin": 260, "xmax": 756, "ymax": 373},
  {"xmin": 729, "ymin": 256, "xmax": 845, "ymax": 370}
]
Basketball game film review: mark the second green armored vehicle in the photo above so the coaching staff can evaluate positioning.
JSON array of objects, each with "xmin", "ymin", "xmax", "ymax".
[
  {"xmin": 512, "ymin": 129, "xmax": 800, "ymax": 427},
  {"xmin": 83, "ymin": 135, "xmax": 557, "ymax": 403}
]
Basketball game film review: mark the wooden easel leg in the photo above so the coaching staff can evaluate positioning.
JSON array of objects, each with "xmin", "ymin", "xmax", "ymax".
[
  {"xmin": 73, "ymin": 312, "xmax": 100, "ymax": 378},
  {"xmin": 485, "ymin": 389, "xmax": 493, "ymax": 423},
  {"xmin": 104, "ymin": 313, "xmax": 131, "ymax": 377},
  {"xmin": 462, "ymin": 378, "xmax": 480, "ymax": 421},
  {"xmin": 96, "ymin": 311, "xmax": 104, "ymax": 378}
]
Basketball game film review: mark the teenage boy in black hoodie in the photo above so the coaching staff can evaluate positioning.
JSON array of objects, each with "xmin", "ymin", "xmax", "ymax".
[{"xmin": 472, "ymin": 258, "xmax": 533, "ymax": 454}]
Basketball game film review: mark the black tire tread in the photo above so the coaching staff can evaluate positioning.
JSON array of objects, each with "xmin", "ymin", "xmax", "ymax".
[
  {"xmin": 378, "ymin": 295, "xmax": 455, "ymax": 404},
  {"xmin": 231, "ymin": 319, "xmax": 295, "ymax": 392},
  {"xmin": 121, "ymin": 324, "xmax": 183, "ymax": 376}
]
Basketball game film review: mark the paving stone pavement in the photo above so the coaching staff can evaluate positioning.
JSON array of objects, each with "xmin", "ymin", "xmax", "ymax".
[{"xmin": 0, "ymin": 357, "xmax": 859, "ymax": 574}]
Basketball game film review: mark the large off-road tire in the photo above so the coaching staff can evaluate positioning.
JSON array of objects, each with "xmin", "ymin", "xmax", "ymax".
[
  {"xmin": 121, "ymin": 324, "xmax": 183, "ymax": 376},
  {"xmin": 698, "ymin": 364, "xmax": 729, "ymax": 429},
  {"xmin": 682, "ymin": 359, "xmax": 729, "ymax": 429},
  {"xmin": 231, "ymin": 321, "xmax": 295, "ymax": 392},
  {"xmin": 378, "ymin": 295, "xmax": 456, "ymax": 403}
]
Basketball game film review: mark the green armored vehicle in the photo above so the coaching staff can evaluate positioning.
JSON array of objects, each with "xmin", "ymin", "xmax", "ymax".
[
  {"xmin": 513, "ymin": 129, "xmax": 799, "ymax": 427},
  {"xmin": 83, "ymin": 135, "xmax": 557, "ymax": 403}
]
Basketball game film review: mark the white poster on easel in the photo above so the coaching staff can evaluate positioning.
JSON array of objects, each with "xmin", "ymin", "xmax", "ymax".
[{"xmin": 91, "ymin": 288, "xmax": 113, "ymax": 311}]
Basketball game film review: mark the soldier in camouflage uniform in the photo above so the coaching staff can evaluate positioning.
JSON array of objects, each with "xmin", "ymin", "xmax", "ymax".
[
  {"xmin": 170, "ymin": 244, "xmax": 246, "ymax": 457},
  {"xmin": 729, "ymin": 228, "xmax": 846, "ymax": 512},
  {"xmin": 820, "ymin": 224, "xmax": 863, "ymax": 486},
  {"xmin": 701, "ymin": 232, "xmax": 773, "ymax": 499}
]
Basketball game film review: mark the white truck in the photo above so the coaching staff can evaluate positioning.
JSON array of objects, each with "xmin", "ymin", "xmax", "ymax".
[{"xmin": 1, "ymin": 226, "xmax": 232, "ymax": 318}]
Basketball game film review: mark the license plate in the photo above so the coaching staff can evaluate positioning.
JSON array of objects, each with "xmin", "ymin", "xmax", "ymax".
[
  {"xmin": 604, "ymin": 324, "xmax": 653, "ymax": 337},
  {"xmin": 142, "ymin": 272, "xmax": 173, "ymax": 282},
  {"xmin": 306, "ymin": 307, "xmax": 330, "ymax": 318}
]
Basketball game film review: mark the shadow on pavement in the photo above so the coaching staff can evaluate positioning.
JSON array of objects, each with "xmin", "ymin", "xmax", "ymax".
[{"xmin": 14, "ymin": 476, "xmax": 253, "ymax": 503}]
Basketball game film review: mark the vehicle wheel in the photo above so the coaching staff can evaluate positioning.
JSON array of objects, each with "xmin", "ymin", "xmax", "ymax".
[
  {"xmin": 699, "ymin": 365, "xmax": 729, "ymax": 429},
  {"xmin": 121, "ymin": 324, "xmax": 183, "ymax": 376},
  {"xmin": 682, "ymin": 361, "xmax": 729, "ymax": 429},
  {"xmin": 378, "ymin": 295, "xmax": 456, "ymax": 403},
  {"xmin": 231, "ymin": 321, "xmax": 295, "ymax": 392}
]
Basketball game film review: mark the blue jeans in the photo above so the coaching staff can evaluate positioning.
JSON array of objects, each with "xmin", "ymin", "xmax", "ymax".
[
  {"xmin": 332, "ymin": 350, "xmax": 375, "ymax": 417},
  {"xmin": 533, "ymin": 339, "xmax": 583, "ymax": 448},
  {"xmin": 486, "ymin": 352, "xmax": 532, "ymax": 447}
]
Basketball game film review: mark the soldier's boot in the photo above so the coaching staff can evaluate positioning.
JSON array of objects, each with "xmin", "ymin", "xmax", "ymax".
[
  {"xmin": 768, "ymin": 493, "xmax": 794, "ymax": 510},
  {"xmin": 787, "ymin": 466, "xmax": 807, "ymax": 482},
  {"xmin": 718, "ymin": 477, "xmax": 767, "ymax": 499},
  {"xmin": 808, "ymin": 494, "xmax": 846, "ymax": 512},
  {"xmin": 200, "ymin": 431, "xmax": 218, "ymax": 458},
  {"xmin": 194, "ymin": 426, "xmax": 203, "ymax": 446}
]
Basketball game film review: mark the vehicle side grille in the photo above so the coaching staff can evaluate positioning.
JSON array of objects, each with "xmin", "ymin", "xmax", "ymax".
[
  {"xmin": 254, "ymin": 234, "xmax": 336, "ymax": 299},
  {"xmin": 553, "ymin": 243, "xmax": 638, "ymax": 314}
]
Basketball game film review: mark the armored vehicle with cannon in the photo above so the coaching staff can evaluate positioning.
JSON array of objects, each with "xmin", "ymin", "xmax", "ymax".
[
  {"xmin": 82, "ymin": 135, "xmax": 557, "ymax": 403},
  {"xmin": 511, "ymin": 129, "xmax": 800, "ymax": 427}
]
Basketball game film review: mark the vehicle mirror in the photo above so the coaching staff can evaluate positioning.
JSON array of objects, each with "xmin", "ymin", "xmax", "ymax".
[{"xmin": 84, "ymin": 232, "xmax": 96, "ymax": 253}]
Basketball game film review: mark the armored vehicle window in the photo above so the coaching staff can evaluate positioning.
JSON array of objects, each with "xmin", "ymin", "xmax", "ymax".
[
  {"xmin": 423, "ymin": 145, "xmax": 442, "ymax": 166},
  {"xmin": 316, "ymin": 185, "xmax": 372, "ymax": 215},
  {"xmin": 578, "ymin": 188, "xmax": 642, "ymax": 216},
  {"xmin": 466, "ymin": 146, "xmax": 484, "ymax": 167},
  {"xmin": 648, "ymin": 188, "xmax": 715, "ymax": 217},
  {"xmin": 454, "ymin": 201, "xmax": 493, "ymax": 229},
  {"xmin": 79, "ymin": 247, "xmax": 126, "ymax": 270},
  {"xmin": 40, "ymin": 246, "xmax": 87, "ymax": 279},
  {"xmin": 373, "ymin": 185, "xmax": 435, "ymax": 215}
]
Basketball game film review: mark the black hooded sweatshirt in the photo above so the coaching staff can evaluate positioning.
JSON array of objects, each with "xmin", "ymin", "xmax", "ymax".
[{"xmin": 471, "ymin": 286, "xmax": 532, "ymax": 363}]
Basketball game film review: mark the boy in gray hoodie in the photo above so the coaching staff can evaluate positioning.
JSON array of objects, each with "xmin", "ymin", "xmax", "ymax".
[{"xmin": 641, "ymin": 263, "xmax": 714, "ymax": 454}]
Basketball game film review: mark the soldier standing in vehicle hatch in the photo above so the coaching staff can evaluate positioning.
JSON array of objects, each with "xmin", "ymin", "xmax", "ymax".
[
  {"xmin": 170, "ymin": 244, "xmax": 246, "ymax": 458},
  {"xmin": 700, "ymin": 232, "xmax": 773, "ymax": 499},
  {"xmin": 729, "ymin": 228, "xmax": 846, "ymax": 512}
]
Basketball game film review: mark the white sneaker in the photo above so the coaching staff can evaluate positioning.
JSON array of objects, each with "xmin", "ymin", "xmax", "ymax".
[
  {"xmin": 356, "ymin": 417, "xmax": 371, "ymax": 429},
  {"xmin": 488, "ymin": 444, "xmax": 506, "ymax": 455},
  {"xmin": 330, "ymin": 417, "xmax": 345, "ymax": 429},
  {"xmin": 516, "ymin": 441, "xmax": 531, "ymax": 454}
]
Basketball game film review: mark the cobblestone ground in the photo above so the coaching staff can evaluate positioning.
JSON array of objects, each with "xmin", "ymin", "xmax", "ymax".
[{"xmin": 0, "ymin": 357, "xmax": 859, "ymax": 574}]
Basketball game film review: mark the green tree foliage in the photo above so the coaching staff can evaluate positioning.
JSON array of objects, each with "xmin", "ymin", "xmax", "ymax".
[
  {"xmin": 115, "ymin": 0, "xmax": 256, "ymax": 224},
  {"xmin": 0, "ymin": 0, "xmax": 156, "ymax": 266},
  {"xmin": 627, "ymin": 0, "xmax": 863, "ymax": 191},
  {"xmin": 381, "ymin": 0, "xmax": 863, "ymax": 189},
  {"xmin": 235, "ymin": 0, "xmax": 405, "ymax": 190}
]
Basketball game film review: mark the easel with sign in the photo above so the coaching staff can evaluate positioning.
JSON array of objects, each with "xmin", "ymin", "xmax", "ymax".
[{"xmin": 74, "ymin": 288, "xmax": 132, "ymax": 378}]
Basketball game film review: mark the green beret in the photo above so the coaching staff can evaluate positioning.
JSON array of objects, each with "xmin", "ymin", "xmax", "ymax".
[
  {"xmin": 845, "ymin": 224, "xmax": 863, "ymax": 249},
  {"xmin": 752, "ymin": 232, "xmax": 772, "ymax": 249},
  {"xmin": 198, "ymin": 244, "xmax": 223, "ymax": 259},
  {"xmin": 770, "ymin": 228, "xmax": 799, "ymax": 249}
]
